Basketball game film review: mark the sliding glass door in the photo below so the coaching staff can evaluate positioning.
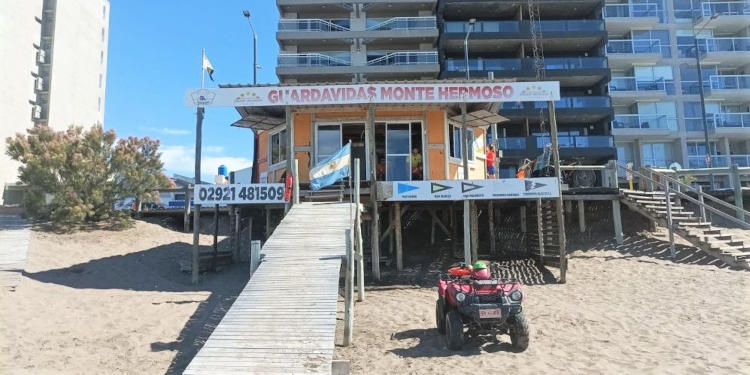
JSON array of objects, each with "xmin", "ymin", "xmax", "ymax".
[{"xmin": 386, "ymin": 123, "xmax": 411, "ymax": 181}]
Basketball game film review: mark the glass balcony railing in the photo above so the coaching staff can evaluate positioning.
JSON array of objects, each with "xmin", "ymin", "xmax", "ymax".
[
  {"xmin": 701, "ymin": 1, "xmax": 750, "ymax": 17},
  {"xmin": 277, "ymin": 53, "xmax": 351, "ymax": 67},
  {"xmin": 612, "ymin": 114, "xmax": 677, "ymax": 130},
  {"xmin": 535, "ymin": 135, "xmax": 615, "ymax": 148},
  {"xmin": 712, "ymin": 112, "xmax": 750, "ymax": 128},
  {"xmin": 609, "ymin": 77, "xmax": 669, "ymax": 93},
  {"xmin": 699, "ymin": 37, "xmax": 750, "ymax": 53},
  {"xmin": 443, "ymin": 20, "xmax": 604, "ymax": 33},
  {"xmin": 444, "ymin": 57, "xmax": 607, "ymax": 72},
  {"xmin": 496, "ymin": 137, "xmax": 527, "ymax": 150},
  {"xmin": 709, "ymin": 75, "xmax": 750, "ymax": 90},
  {"xmin": 688, "ymin": 155, "xmax": 750, "ymax": 168},
  {"xmin": 681, "ymin": 80, "xmax": 712, "ymax": 95},
  {"xmin": 366, "ymin": 51, "xmax": 438, "ymax": 66},
  {"xmin": 685, "ymin": 117, "xmax": 710, "ymax": 131},
  {"xmin": 366, "ymin": 17, "xmax": 436, "ymax": 31},
  {"xmin": 278, "ymin": 19, "xmax": 350, "ymax": 32},
  {"xmin": 500, "ymin": 96, "xmax": 611, "ymax": 110},
  {"xmin": 604, "ymin": 3, "xmax": 661, "ymax": 18},
  {"xmin": 606, "ymin": 39, "xmax": 662, "ymax": 54}
]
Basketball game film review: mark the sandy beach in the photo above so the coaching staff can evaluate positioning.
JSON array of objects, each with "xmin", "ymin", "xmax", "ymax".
[{"xmin": 0, "ymin": 215, "xmax": 748, "ymax": 374}]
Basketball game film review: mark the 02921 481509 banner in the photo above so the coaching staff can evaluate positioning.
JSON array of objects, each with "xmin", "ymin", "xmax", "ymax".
[{"xmin": 193, "ymin": 183, "xmax": 286, "ymax": 205}]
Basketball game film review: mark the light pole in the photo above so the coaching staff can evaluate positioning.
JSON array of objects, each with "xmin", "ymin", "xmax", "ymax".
[
  {"xmin": 243, "ymin": 10, "xmax": 258, "ymax": 85},
  {"xmin": 463, "ymin": 18, "xmax": 476, "ymax": 80},
  {"xmin": 691, "ymin": 11, "xmax": 718, "ymax": 188}
]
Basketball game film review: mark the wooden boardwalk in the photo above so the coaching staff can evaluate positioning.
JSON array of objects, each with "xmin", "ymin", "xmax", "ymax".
[
  {"xmin": 0, "ymin": 214, "xmax": 31, "ymax": 289},
  {"xmin": 184, "ymin": 202, "xmax": 354, "ymax": 375}
]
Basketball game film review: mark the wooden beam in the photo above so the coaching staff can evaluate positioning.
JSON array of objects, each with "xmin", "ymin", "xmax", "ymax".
[
  {"xmin": 548, "ymin": 100, "xmax": 567, "ymax": 283},
  {"xmin": 578, "ymin": 201, "xmax": 586, "ymax": 233},
  {"xmin": 427, "ymin": 208, "xmax": 451, "ymax": 239},
  {"xmin": 394, "ymin": 203, "xmax": 403, "ymax": 271},
  {"xmin": 731, "ymin": 164, "xmax": 745, "ymax": 221},
  {"xmin": 285, "ymin": 106, "xmax": 293, "ymax": 213},
  {"xmin": 488, "ymin": 201, "xmax": 496, "ymax": 254},
  {"xmin": 192, "ymin": 106, "xmax": 204, "ymax": 285},
  {"xmin": 520, "ymin": 206, "xmax": 527, "ymax": 233},
  {"xmin": 470, "ymin": 201, "xmax": 478, "ymax": 261},
  {"xmin": 367, "ymin": 105, "xmax": 380, "ymax": 281},
  {"xmin": 463, "ymin": 201, "xmax": 471, "ymax": 264},
  {"xmin": 343, "ymin": 229, "xmax": 353, "ymax": 346},
  {"xmin": 234, "ymin": 207, "xmax": 241, "ymax": 262},
  {"xmin": 183, "ymin": 186, "xmax": 191, "ymax": 233},
  {"xmin": 353, "ymin": 158, "xmax": 364, "ymax": 302},
  {"xmin": 213, "ymin": 204, "xmax": 219, "ymax": 271}
]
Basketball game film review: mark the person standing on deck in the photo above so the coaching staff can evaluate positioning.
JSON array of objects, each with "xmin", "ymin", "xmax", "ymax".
[{"xmin": 486, "ymin": 144, "xmax": 497, "ymax": 179}]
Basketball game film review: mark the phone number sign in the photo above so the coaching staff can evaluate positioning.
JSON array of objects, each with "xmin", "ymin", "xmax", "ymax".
[{"xmin": 194, "ymin": 184, "xmax": 286, "ymax": 205}]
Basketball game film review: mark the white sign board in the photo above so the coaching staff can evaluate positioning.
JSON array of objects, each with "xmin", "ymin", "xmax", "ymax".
[
  {"xmin": 194, "ymin": 184, "xmax": 286, "ymax": 205},
  {"xmin": 186, "ymin": 82, "xmax": 560, "ymax": 108},
  {"xmin": 385, "ymin": 178, "xmax": 560, "ymax": 201}
]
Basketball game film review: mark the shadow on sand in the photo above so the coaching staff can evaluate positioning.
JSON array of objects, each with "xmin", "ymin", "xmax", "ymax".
[
  {"xmin": 388, "ymin": 327, "xmax": 517, "ymax": 358},
  {"xmin": 23, "ymin": 239, "xmax": 250, "ymax": 374}
]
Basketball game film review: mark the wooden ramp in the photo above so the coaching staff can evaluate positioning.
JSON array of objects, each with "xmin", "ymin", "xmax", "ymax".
[
  {"xmin": 184, "ymin": 202, "xmax": 354, "ymax": 375},
  {"xmin": 0, "ymin": 214, "xmax": 31, "ymax": 289}
]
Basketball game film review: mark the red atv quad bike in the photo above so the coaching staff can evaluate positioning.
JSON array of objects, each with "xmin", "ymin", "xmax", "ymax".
[{"xmin": 436, "ymin": 261, "xmax": 529, "ymax": 351}]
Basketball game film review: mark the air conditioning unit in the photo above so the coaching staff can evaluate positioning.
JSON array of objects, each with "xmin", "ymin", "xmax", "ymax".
[
  {"xmin": 31, "ymin": 105, "xmax": 42, "ymax": 119},
  {"xmin": 36, "ymin": 49, "xmax": 47, "ymax": 64},
  {"xmin": 34, "ymin": 77, "xmax": 44, "ymax": 91}
]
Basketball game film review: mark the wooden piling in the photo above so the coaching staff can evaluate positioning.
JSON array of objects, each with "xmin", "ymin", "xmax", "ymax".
[
  {"xmin": 183, "ymin": 186, "xmax": 191, "ymax": 233},
  {"xmin": 548, "ymin": 100, "xmax": 567, "ymax": 283},
  {"xmin": 394, "ymin": 203, "xmax": 403, "ymax": 271},
  {"xmin": 578, "ymin": 200, "xmax": 586, "ymax": 233},
  {"xmin": 488, "ymin": 200, "xmax": 496, "ymax": 254},
  {"xmin": 609, "ymin": 161, "xmax": 624, "ymax": 245},
  {"xmin": 250, "ymin": 240, "xmax": 261, "ymax": 275},
  {"xmin": 731, "ymin": 164, "xmax": 744, "ymax": 220},
  {"xmin": 463, "ymin": 201, "xmax": 471, "ymax": 264},
  {"xmin": 212, "ymin": 204, "xmax": 219, "ymax": 271},
  {"xmin": 234, "ymin": 207, "xmax": 240, "ymax": 262},
  {"xmin": 343, "ymin": 229, "xmax": 354, "ymax": 346},
  {"xmin": 353, "ymin": 159, "xmax": 364, "ymax": 302},
  {"xmin": 367, "ymin": 105, "xmax": 380, "ymax": 281},
  {"xmin": 470, "ymin": 201, "xmax": 478, "ymax": 261}
]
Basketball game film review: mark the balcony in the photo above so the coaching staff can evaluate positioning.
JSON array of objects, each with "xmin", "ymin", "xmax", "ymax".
[
  {"xmin": 277, "ymin": 1, "xmax": 438, "ymax": 18},
  {"xmin": 441, "ymin": 57, "xmax": 608, "ymax": 87},
  {"xmin": 606, "ymin": 39, "xmax": 663, "ymax": 69},
  {"xmin": 500, "ymin": 96, "xmax": 613, "ymax": 123},
  {"xmin": 698, "ymin": 37, "xmax": 750, "ymax": 67},
  {"xmin": 695, "ymin": 1, "xmax": 750, "ymax": 33},
  {"xmin": 364, "ymin": 51, "xmax": 440, "ymax": 79},
  {"xmin": 442, "ymin": 20, "xmax": 606, "ymax": 54},
  {"xmin": 611, "ymin": 114, "xmax": 678, "ymax": 138},
  {"xmin": 707, "ymin": 74, "xmax": 750, "ymax": 99},
  {"xmin": 276, "ymin": 53, "xmax": 353, "ymax": 81},
  {"xmin": 277, "ymin": 17, "xmax": 438, "ymax": 49},
  {"xmin": 604, "ymin": 3, "xmax": 662, "ymax": 34},
  {"xmin": 689, "ymin": 154, "xmax": 750, "ymax": 168},
  {"xmin": 710, "ymin": 112, "xmax": 750, "ymax": 136},
  {"xmin": 441, "ymin": 0, "xmax": 601, "ymax": 19},
  {"xmin": 609, "ymin": 77, "xmax": 671, "ymax": 104},
  {"xmin": 497, "ymin": 135, "xmax": 616, "ymax": 161}
]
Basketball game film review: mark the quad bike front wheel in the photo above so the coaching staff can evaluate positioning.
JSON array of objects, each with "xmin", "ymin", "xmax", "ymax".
[
  {"xmin": 509, "ymin": 311, "xmax": 530, "ymax": 352},
  {"xmin": 445, "ymin": 310, "xmax": 465, "ymax": 350},
  {"xmin": 435, "ymin": 299, "xmax": 446, "ymax": 334}
]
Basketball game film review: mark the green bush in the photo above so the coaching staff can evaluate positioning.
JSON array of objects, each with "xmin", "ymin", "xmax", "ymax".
[{"xmin": 6, "ymin": 124, "xmax": 170, "ymax": 225}]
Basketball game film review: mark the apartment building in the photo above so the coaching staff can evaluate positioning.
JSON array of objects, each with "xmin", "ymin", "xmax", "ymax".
[
  {"xmin": 438, "ymin": 0, "xmax": 616, "ymax": 179},
  {"xmin": 276, "ymin": 0, "xmax": 440, "ymax": 83},
  {"xmin": 605, "ymin": 0, "xmax": 750, "ymax": 177},
  {"xmin": 1, "ymin": 0, "xmax": 110, "ymax": 204}
]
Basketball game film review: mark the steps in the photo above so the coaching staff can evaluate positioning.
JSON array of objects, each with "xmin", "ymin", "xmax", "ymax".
[
  {"xmin": 619, "ymin": 189, "xmax": 750, "ymax": 269},
  {"xmin": 526, "ymin": 200, "xmax": 562, "ymax": 267}
]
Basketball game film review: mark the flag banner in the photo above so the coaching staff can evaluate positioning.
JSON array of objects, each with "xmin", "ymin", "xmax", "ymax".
[
  {"xmin": 382, "ymin": 177, "xmax": 560, "ymax": 201},
  {"xmin": 309, "ymin": 144, "xmax": 351, "ymax": 191},
  {"xmin": 202, "ymin": 51, "xmax": 215, "ymax": 81},
  {"xmin": 186, "ymin": 81, "xmax": 561, "ymax": 107}
]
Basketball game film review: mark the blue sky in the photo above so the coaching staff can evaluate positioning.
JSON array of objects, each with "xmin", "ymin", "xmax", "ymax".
[{"xmin": 104, "ymin": 1, "xmax": 280, "ymax": 180}]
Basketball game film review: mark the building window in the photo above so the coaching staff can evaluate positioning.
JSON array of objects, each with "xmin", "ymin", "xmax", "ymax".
[
  {"xmin": 316, "ymin": 125, "xmax": 342, "ymax": 164},
  {"xmin": 686, "ymin": 141, "xmax": 717, "ymax": 156},
  {"xmin": 100, "ymin": 51, "xmax": 104, "ymax": 64},
  {"xmin": 98, "ymin": 74, "xmax": 102, "ymax": 88},
  {"xmin": 641, "ymin": 143, "xmax": 674, "ymax": 168},
  {"xmin": 102, "ymin": 27, "xmax": 105, "ymax": 42},
  {"xmin": 630, "ymin": 30, "xmax": 671, "ymax": 57},
  {"xmin": 270, "ymin": 129, "xmax": 287, "ymax": 166},
  {"xmin": 97, "ymin": 97, "xmax": 101, "ymax": 112},
  {"xmin": 449, "ymin": 124, "xmax": 475, "ymax": 160},
  {"xmin": 103, "ymin": 5, "xmax": 107, "ymax": 19}
]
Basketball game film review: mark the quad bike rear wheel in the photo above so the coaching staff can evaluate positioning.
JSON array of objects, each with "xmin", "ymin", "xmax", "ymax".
[
  {"xmin": 509, "ymin": 311, "xmax": 530, "ymax": 352},
  {"xmin": 435, "ymin": 299, "xmax": 446, "ymax": 334},
  {"xmin": 445, "ymin": 310, "xmax": 465, "ymax": 350}
]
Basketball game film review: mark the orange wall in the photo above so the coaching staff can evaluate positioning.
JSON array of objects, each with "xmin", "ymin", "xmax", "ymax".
[{"xmin": 425, "ymin": 110, "xmax": 446, "ymax": 180}]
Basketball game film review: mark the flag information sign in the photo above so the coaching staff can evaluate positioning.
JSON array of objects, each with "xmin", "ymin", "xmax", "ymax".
[
  {"xmin": 186, "ymin": 82, "xmax": 560, "ymax": 108},
  {"xmin": 194, "ymin": 183, "xmax": 286, "ymax": 205},
  {"xmin": 384, "ymin": 178, "xmax": 559, "ymax": 201}
]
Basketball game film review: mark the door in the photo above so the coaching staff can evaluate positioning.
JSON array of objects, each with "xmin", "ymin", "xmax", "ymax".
[{"xmin": 386, "ymin": 123, "xmax": 411, "ymax": 181}]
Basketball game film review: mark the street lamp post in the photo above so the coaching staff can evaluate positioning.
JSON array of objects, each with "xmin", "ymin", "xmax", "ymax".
[
  {"xmin": 243, "ymin": 10, "xmax": 258, "ymax": 85},
  {"xmin": 463, "ymin": 18, "xmax": 476, "ymax": 81},
  {"xmin": 692, "ymin": 11, "xmax": 718, "ymax": 189}
]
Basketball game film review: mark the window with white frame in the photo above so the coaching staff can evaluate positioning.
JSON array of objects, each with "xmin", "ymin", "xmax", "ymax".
[
  {"xmin": 270, "ymin": 129, "xmax": 287, "ymax": 165},
  {"xmin": 315, "ymin": 124, "xmax": 342, "ymax": 164},
  {"xmin": 448, "ymin": 124, "xmax": 475, "ymax": 160},
  {"xmin": 641, "ymin": 142, "xmax": 674, "ymax": 167}
]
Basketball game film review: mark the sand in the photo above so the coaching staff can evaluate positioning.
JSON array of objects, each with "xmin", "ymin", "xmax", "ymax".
[
  {"xmin": 333, "ymin": 242, "xmax": 750, "ymax": 375},
  {"xmin": 0, "ymin": 219, "xmax": 249, "ymax": 375},
  {"xmin": 1, "ymin": 215, "xmax": 749, "ymax": 374}
]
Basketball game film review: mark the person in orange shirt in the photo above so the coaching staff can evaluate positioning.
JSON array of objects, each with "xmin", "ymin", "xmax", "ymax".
[{"xmin": 486, "ymin": 144, "xmax": 496, "ymax": 179}]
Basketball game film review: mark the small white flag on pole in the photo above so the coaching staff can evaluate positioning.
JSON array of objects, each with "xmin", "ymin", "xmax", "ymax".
[{"xmin": 202, "ymin": 50, "xmax": 214, "ymax": 81}]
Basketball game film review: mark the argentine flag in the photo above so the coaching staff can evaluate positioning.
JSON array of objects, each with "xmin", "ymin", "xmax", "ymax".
[{"xmin": 310, "ymin": 143, "xmax": 351, "ymax": 191}]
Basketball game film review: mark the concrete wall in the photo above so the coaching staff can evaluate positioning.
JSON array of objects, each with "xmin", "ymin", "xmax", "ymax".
[
  {"xmin": 48, "ymin": 0, "xmax": 109, "ymax": 130},
  {"xmin": 0, "ymin": 1, "xmax": 43, "ymax": 201}
]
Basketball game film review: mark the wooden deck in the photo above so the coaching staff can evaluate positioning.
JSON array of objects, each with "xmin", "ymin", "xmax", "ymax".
[
  {"xmin": 184, "ymin": 202, "xmax": 354, "ymax": 375},
  {"xmin": 0, "ymin": 214, "xmax": 30, "ymax": 289}
]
